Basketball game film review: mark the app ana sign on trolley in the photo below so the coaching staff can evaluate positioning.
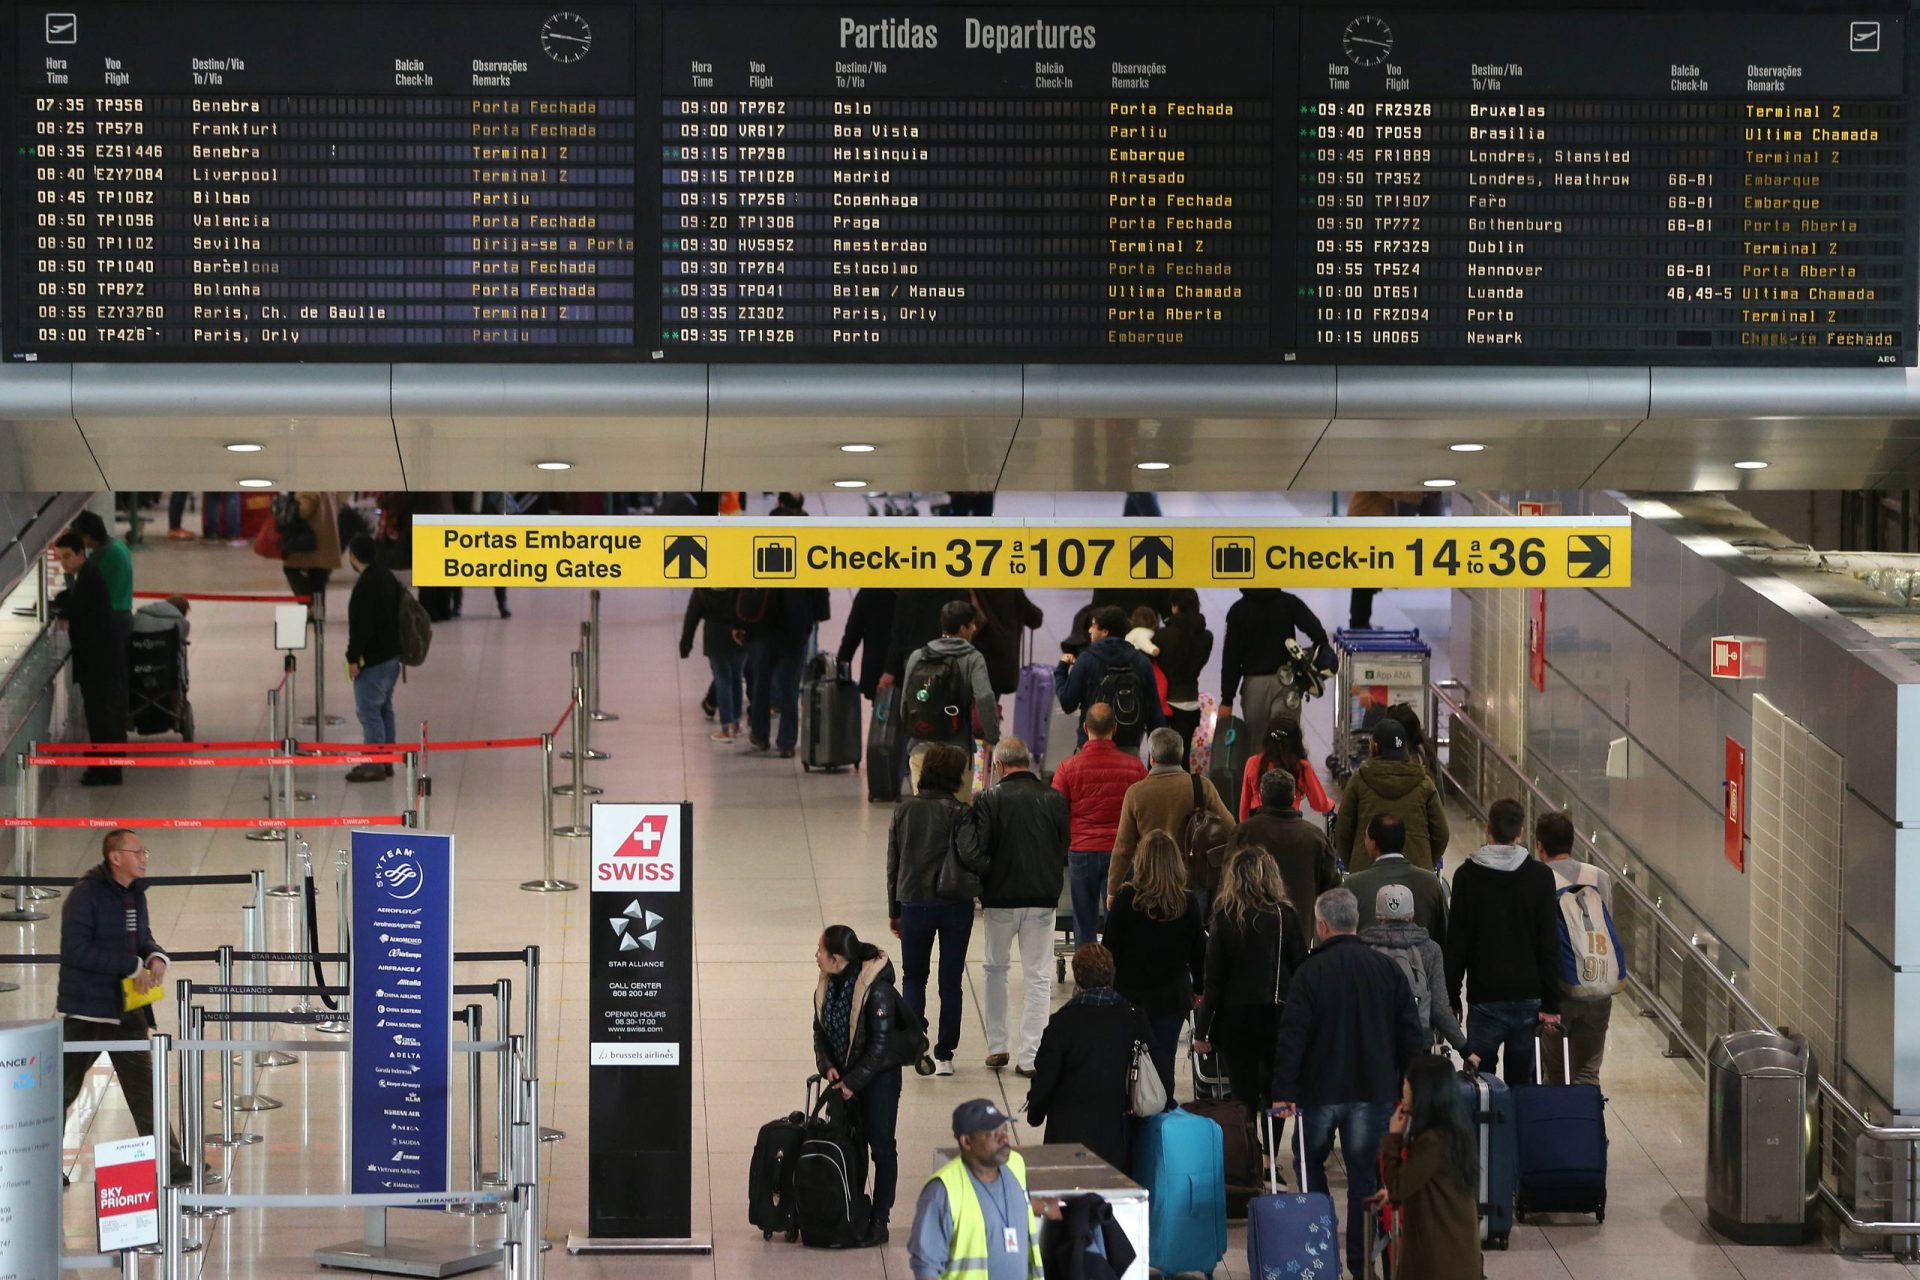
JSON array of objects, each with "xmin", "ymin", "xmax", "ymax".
[{"xmin": 570, "ymin": 803, "xmax": 705, "ymax": 1255}]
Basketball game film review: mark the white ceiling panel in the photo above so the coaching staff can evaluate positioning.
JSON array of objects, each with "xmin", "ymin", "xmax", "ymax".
[
  {"xmin": 1003, "ymin": 366, "xmax": 1333, "ymax": 491},
  {"xmin": 703, "ymin": 365, "xmax": 1022, "ymax": 492},
  {"xmin": 0, "ymin": 365, "xmax": 104, "ymax": 490},
  {"xmin": 393, "ymin": 365, "xmax": 706, "ymax": 492},
  {"xmin": 72, "ymin": 364, "xmax": 401, "ymax": 490}
]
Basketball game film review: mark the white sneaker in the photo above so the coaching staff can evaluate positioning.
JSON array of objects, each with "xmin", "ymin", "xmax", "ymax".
[{"xmin": 934, "ymin": 1059, "xmax": 954, "ymax": 1077}]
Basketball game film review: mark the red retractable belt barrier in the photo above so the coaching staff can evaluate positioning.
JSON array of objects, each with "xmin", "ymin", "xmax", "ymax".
[
  {"xmin": 132, "ymin": 591, "xmax": 310, "ymax": 604},
  {"xmin": 36, "ymin": 741, "xmax": 280, "ymax": 754},
  {"xmin": 25, "ymin": 754, "xmax": 405, "ymax": 769},
  {"xmin": 0, "ymin": 815, "xmax": 404, "ymax": 830}
]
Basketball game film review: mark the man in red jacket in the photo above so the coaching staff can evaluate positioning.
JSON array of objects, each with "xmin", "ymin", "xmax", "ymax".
[{"xmin": 1050, "ymin": 703, "xmax": 1146, "ymax": 947}]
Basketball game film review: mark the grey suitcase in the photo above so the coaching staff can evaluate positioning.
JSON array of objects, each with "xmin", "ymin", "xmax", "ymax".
[{"xmin": 801, "ymin": 659, "xmax": 862, "ymax": 772}]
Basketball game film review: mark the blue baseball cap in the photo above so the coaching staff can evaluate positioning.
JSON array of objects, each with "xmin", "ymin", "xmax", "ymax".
[{"xmin": 952, "ymin": 1099, "xmax": 1011, "ymax": 1137}]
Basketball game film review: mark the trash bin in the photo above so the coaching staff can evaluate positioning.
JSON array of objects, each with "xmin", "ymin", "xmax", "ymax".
[{"xmin": 1707, "ymin": 1030, "xmax": 1816, "ymax": 1244}]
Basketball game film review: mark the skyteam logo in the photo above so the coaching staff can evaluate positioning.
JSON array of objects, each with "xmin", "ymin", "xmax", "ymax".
[
  {"xmin": 591, "ymin": 804, "xmax": 683, "ymax": 892},
  {"xmin": 373, "ymin": 846, "xmax": 427, "ymax": 901}
]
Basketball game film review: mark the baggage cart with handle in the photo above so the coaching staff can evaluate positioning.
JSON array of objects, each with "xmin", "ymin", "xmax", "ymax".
[
  {"xmin": 1330, "ymin": 628, "xmax": 1431, "ymax": 784},
  {"xmin": 1246, "ymin": 1111, "xmax": 1342, "ymax": 1279},
  {"xmin": 1514, "ymin": 1037, "xmax": 1608, "ymax": 1222}
]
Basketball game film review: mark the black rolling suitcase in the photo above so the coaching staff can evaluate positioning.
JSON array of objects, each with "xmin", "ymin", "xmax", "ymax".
[
  {"xmin": 749, "ymin": 1076, "xmax": 823, "ymax": 1241},
  {"xmin": 866, "ymin": 686, "xmax": 903, "ymax": 802},
  {"xmin": 801, "ymin": 656, "xmax": 862, "ymax": 772}
]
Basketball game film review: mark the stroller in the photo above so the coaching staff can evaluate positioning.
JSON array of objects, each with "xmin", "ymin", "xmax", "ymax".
[{"xmin": 128, "ymin": 604, "xmax": 193, "ymax": 739}]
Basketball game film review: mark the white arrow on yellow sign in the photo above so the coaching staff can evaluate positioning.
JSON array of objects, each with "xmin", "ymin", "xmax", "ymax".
[{"xmin": 412, "ymin": 516, "xmax": 1630, "ymax": 590}]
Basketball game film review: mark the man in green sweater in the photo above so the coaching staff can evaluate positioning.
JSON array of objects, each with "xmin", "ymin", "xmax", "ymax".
[{"xmin": 71, "ymin": 511, "xmax": 134, "ymax": 749}]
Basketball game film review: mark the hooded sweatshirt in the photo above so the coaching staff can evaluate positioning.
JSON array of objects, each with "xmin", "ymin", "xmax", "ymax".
[
  {"xmin": 1332, "ymin": 757, "xmax": 1451, "ymax": 872},
  {"xmin": 1359, "ymin": 921, "xmax": 1468, "ymax": 1054},
  {"xmin": 901, "ymin": 634, "xmax": 1000, "ymax": 752},
  {"xmin": 1443, "ymin": 844, "xmax": 1562, "ymax": 1015}
]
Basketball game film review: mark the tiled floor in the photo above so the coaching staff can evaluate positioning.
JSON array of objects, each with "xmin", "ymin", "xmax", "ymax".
[{"xmin": 10, "ymin": 490, "xmax": 1906, "ymax": 1277}]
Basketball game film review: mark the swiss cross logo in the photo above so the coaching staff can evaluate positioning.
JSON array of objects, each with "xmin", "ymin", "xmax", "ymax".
[
  {"xmin": 592, "ymin": 805, "xmax": 683, "ymax": 892},
  {"xmin": 617, "ymin": 815, "xmax": 670, "ymax": 858}
]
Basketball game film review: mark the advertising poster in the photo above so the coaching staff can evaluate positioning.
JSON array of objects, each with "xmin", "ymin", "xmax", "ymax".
[
  {"xmin": 348, "ymin": 828, "xmax": 454, "ymax": 1195},
  {"xmin": 586, "ymin": 802, "xmax": 694, "ymax": 1241},
  {"xmin": 0, "ymin": 1019, "xmax": 60, "ymax": 1279}
]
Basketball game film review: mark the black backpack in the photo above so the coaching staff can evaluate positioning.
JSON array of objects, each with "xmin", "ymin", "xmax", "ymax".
[
  {"xmin": 905, "ymin": 652, "xmax": 972, "ymax": 740},
  {"xmin": 792, "ymin": 1097, "xmax": 870, "ymax": 1249},
  {"xmin": 1096, "ymin": 661, "xmax": 1145, "ymax": 737},
  {"xmin": 272, "ymin": 493, "xmax": 317, "ymax": 555}
]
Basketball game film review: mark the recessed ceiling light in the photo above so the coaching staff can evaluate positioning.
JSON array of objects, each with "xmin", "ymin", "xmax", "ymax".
[
  {"xmin": 1733, "ymin": 459, "xmax": 1769, "ymax": 470},
  {"xmin": 839, "ymin": 443, "xmax": 875, "ymax": 454},
  {"xmin": 1449, "ymin": 443, "xmax": 1486, "ymax": 453},
  {"xmin": 1135, "ymin": 461, "xmax": 1171, "ymax": 471},
  {"xmin": 1423, "ymin": 478, "xmax": 1457, "ymax": 488},
  {"xmin": 224, "ymin": 442, "xmax": 263, "ymax": 454},
  {"xmin": 237, "ymin": 478, "xmax": 275, "ymax": 489},
  {"xmin": 535, "ymin": 460, "xmax": 572, "ymax": 471},
  {"xmin": 833, "ymin": 479, "xmax": 868, "ymax": 489}
]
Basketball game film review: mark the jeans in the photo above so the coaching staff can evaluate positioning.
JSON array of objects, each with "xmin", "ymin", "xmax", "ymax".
[
  {"xmin": 62, "ymin": 1011, "xmax": 184, "ymax": 1173},
  {"xmin": 167, "ymin": 491, "xmax": 190, "ymax": 531},
  {"xmin": 353, "ymin": 657, "xmax": 401, "ymax": 745},
  {"xmin": 983, "ymin": 906, "xmax": 1054, "ymax": 1067},
  {"xmin": 1122, "ymin": 492, "xmax": 1162, "ymax": 517},
  {"xmin": 1540, "ymin": 995, "xmax": 1613, "ymax": 1086},
  {"xmin": 897, "ymin": 900, "xmax": 973, "ymax": 1060},
  {"xmin": 707, "ymin": 651, "xmax": 746, "ymax": 726},
  {"xmin": 1299, "ymin": 1100, "xmax": 1393, "ymax": 1276},
  {"xmin": 1067, "ymin": 851, "xmax": 1110, "ymax": 947},
  {"xmin": 1466, "ymin": 998, "xmax": 1543, "ymax": 1086},
  {"xmin": 856, "ymin": 1065, "xmax": 902, "ymax": 1219},
  {"xmin": 746, "ymin": 634, "xmax": 803, "ymax": 751},
  {"xmin": 205, "ymin": 492, "xmax": 242, "ymax": 539}
]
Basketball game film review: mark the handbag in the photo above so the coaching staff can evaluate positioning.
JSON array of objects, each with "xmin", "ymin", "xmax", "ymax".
[
  {"xmin": 1127, "ymin": 1035, "xmax": 1168, "ymax": 1117},
  {"xmin": 252, "ymin": 518, "xmax": 283, "ymax": 560},
  {"xmin": 935, "ymin": 810, "xmax": 983, "ymax": 902}
]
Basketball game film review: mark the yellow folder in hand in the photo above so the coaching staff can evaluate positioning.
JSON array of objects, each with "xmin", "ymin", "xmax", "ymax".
[{"xmin": 122, "ymin": 976, "xmax": 164, "ymax": 1013}]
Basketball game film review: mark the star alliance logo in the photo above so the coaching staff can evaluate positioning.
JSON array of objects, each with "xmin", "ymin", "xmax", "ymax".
[{"xmin": 607, "ymin": 899, "xmax": 662, "ymax": 952}]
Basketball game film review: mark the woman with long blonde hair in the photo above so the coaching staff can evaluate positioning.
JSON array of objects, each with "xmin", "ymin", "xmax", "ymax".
[
  {"xmin": 1194, "ymin": 840, "xmax": 1309, "ymax": 1118},
  {"xmin": 1102, "ymin": 830, "xmax": 1206, "ymax": 1096}
]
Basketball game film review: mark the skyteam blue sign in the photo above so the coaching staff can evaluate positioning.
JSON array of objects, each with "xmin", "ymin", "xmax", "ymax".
[{"xmin": 349, "ymin": 828, "xmax": 454, "ymax": 1196}]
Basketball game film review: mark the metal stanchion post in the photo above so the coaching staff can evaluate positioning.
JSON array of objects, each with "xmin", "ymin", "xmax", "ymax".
[
  {"xmin": 207, "ymin": 944, "xmax": 260, "ymax": 1146},
  {"xmin": 482, "ymin": 977, "xmax": 513, "ymax": 1187},
  {"xmin": 288, "ymin": 839, "xmax": 319, "ymax": 1016},
  {"xmin": 151, "ymin": 1034, "xmax": 176, "ymax": 1275},
  {"xmin": 526, "ymin": 1049, "xmax": 548, "ymax": 1254},
  {"xmin": 551, "ymin": 653, "xmax": 596, "ymax": 838},
  {"xmin": 561, "ymin": 623, "xmax": 610, "ymax": 761},
  {"xmin": 524, "ymin": 737, "xmax": 577, "ymax": 892},
  {"xmin": 230, "ymin": 908, "xmax": 285, "ymax": 1106},
  {"xmin": 300, "ymin": 591, "xmax": 345, "ymax": 731},
  {"xmin": 316, "ymin": 848, "xmax": 349, "ymax": 1035},
  {"xmin": 449, "ymin": 1005, "xmax": 506, "ymax": 1218},
  {"xmin": 526, "ymin": 947, "xmax": 563, "ymax": 1144},
  {"xmin": 267, "ymin": 735, "xmax": 301, "ymax": 898},
  {"xmin": 183, "ymin": 1003, "xmax": 229, "ymax": 1211},
  {"xmin": 588, "ymin": 589, "xmax": 617, "ymax": 722},
  {"xmin": 17, "ymin": 740, "xmax": 54, "ymax": 904},
  {"xmin": 0, "ymin": 749, "xmax": 45, "ymax": 925},
  {"xmin": 247, "ymin": 689, "xmax": 284, "ymax": 843}
]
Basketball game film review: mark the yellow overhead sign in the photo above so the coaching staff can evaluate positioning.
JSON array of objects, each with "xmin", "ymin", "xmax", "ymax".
[{"xmin": 412, "ymin": 517, "xmax": 1630, "ymax": 590}]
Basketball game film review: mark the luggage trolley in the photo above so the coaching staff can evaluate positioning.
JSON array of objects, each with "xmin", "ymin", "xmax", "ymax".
[
  {"xmin": 1328, "ymin": 628, "xmax": 1430, "ymax": 784},
  {"xmin": 128, "ymin": 610, "xmax": 194, "ymax": 739}
]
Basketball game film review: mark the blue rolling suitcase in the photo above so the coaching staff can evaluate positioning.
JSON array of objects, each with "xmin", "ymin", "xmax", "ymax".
[
  {"xmin": 1246, "ymin": 1113, "xmax": 1342, "ymax": 1280},
  {"xmin": 1132, "ymin": 1106, "xmax": 1227, "ymax": 1278},
  {"xmin": 1460, "ymin": 1068, "xmax": 1518, "ymax": 1249},
  {"xmin": 1513, "ymin": 1039, "xmax": 1608, "ymax": 1222}
]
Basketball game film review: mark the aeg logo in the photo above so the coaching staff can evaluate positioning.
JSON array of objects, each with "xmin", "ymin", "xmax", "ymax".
[{"xmin": 592, "ymin": 805, "xmax": 682, "ymax": 892}]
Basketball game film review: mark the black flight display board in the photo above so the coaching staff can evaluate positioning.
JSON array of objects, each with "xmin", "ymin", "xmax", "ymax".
[{"xmin": 4, "ymin": 2, "xmax": 1914, "ymax": 365}]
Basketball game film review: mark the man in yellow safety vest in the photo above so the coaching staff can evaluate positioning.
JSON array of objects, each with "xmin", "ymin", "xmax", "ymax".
[{"xmin": 907, "ymin": 1099, "xmax": 1055, "ymax": 1280}]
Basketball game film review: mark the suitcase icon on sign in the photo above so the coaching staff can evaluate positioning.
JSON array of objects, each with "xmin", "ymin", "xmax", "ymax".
[
  {"xmin": 754, "ymin": 536, "xmax": 796, "ymax": 579},
  {"xmin": 1213, "ymin": 537, "xmax": 1255, "ymax": 579}
]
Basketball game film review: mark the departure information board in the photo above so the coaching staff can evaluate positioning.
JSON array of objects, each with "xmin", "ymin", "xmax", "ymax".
[{"xmin": 5, "ymin": 2, "xmax": 1914, "ymax": 365}]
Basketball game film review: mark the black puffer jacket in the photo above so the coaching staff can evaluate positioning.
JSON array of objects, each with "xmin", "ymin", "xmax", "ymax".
[
  {"xmin": 955, "ymin": 771, "xmax": 1070, "ymax": 909},
  {"xmin": 1153, "ymin": 610, "xmax": 1213, "ymax": 704},
  {"xmin": 886, "ymin": 792, "xmax": 968, "ymax": 916},
  {"xmin": 811, "ymin": 953, "xmax": 920, "ymax": 1093},
  {"xmin": 59, "ymin": 863, "xmax": 167, "ymax": 1022}
]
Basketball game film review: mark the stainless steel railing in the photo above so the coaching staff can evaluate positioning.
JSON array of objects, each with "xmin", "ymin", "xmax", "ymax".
[{"xmin": 1429, "ymin": 679, "xmax": 1920, "ymax": 1247}]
